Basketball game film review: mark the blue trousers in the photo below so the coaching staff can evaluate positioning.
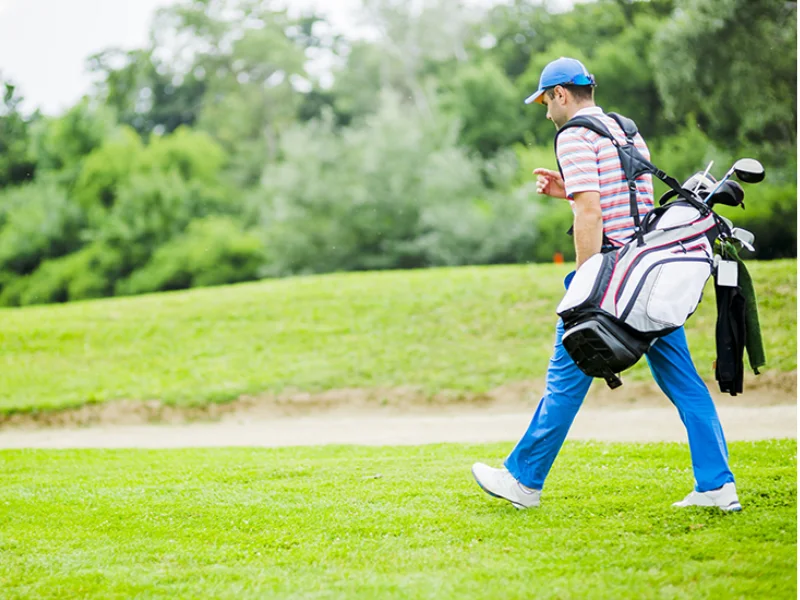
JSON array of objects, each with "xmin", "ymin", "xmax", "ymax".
[{"xmin": 504, "ymin": 320, "xmax": 735, "ymax": 492}]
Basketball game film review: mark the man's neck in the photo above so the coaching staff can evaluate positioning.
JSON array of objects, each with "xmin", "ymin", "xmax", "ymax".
[{"xmin": 566, "ymin": 102, "xmax": 598, "ymax": 120}]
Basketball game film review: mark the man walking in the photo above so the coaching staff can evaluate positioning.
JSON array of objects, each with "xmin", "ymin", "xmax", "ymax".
[{"xmin": 471, "ymin": 57, "xmax": 741, "ymax": 512}]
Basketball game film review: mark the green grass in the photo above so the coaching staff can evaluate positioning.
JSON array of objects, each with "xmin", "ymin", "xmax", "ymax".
[
  {"xmin": 0, "ymin": 260, "xmax": 795, "ymax": 413},
  {"xmin": 0, "ymin": 440, "xmax": 795, "ymax": 599}
]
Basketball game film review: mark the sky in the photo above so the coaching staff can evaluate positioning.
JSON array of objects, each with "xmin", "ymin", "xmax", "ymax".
[
  {"xmin": 0, "ymin": 0, "xmax": 577, "ymax": 116},
  {"xmin": 0, "ymin": 0, "xmax": 365, "ymax": 114}
]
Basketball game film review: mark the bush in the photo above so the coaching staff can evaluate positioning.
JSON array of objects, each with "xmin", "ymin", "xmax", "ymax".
[
  {"xmin": 97, "ymin": 171, "xmax": 231, "ymax": 276},
  {"xmin": 0, "ymin": 181, "xmax": 83, "ymax": 275},
  {"xmin": 513, "ymin": 143, "xmax": 558, "ymax": 185},
  {"xmin": 527, "ymin": 199, "xmax": 577, "ymax": 263},
  {"xmin": 0, "ymin": 244, "xmax": 121, "ymax": 307},
  {"xmin": 118, "ymin": 217, "xmax": 266, "ymax": 295},
  {"xmin": 72, "ymin": 127, "xmax": 144, "ymax": 217},
  {"xmin": 73, "ymin": 126, "xmax": 230, "ymax": 222},
  {"xmin": 30, "ymin": 98, "xmax": 115, "ymax": 187}
]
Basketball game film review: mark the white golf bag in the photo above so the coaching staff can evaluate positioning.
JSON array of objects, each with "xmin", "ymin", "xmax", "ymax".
[{"xmin": 557, "ymin": 203, "xmax": 718, "ymax": 388}]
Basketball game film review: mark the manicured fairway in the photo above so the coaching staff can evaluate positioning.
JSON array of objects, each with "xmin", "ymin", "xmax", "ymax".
[{"xmin": 0, "ymin": 439, "xmax": 795, "ymax": 599}]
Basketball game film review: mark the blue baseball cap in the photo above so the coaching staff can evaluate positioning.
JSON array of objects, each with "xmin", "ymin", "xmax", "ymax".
[{"xmin": 524, "ymin": 57, "xmax": 596, "ymax": 105}]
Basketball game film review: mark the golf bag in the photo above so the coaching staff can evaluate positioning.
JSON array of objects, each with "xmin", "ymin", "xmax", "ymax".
[{"xmin": 553, "ymin": 113, "xmax": 731, "ymax": 389}]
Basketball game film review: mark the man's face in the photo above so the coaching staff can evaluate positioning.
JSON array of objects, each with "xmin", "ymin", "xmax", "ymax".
[{"xmin": 543, "ymin": 87, "xmax": 569, "ymax": 129}]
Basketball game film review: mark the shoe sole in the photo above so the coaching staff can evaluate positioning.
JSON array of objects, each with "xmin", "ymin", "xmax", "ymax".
[
  {"xmin": 471, "ymin": 466, "xmax": 526, "ymax": 510},
  {"xmin": 673, "ymin": 502, "xmax": 743, "ymax": 512}
]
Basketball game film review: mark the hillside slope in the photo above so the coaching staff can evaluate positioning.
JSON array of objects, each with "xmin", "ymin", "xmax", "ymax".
[{"xmin": 1, "ymin": 260, "xmax": 795, "ymax": 413}]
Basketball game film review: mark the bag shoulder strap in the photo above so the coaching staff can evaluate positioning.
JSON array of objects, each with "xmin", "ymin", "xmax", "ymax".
[
  {"xmin": 555, "ymin": 114, "xmax": 647, "ymax": 244},
  {"xmin": 553, "ymin": 115, "xmax": 615, "ymax": 165},
  {"xmin": 607, "ymin": 112, "xmax": 638, "ymax": 138}
]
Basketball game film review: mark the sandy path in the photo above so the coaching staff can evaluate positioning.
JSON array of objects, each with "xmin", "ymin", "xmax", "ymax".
[{"xmin": 0, "ymin": 405, "xmax": 794, "ymax": 449}]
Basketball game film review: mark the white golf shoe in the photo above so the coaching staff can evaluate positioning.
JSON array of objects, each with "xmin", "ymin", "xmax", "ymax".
[
  {"xmin": 471, "ymin": 463, "xmax": 541, "ymax": 509},
  {"xmin": 672, "ymin": 482, "xmax": 742, "ymax": 512}
]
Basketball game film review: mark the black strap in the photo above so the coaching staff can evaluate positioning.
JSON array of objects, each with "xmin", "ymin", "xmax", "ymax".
[
  {"xmin": 608, "ymin": 115, "xmax": 645, "ymax": 247},
  {"xmin": 555, "ymin": 115, "xmax": 645, "ymax": 245}
]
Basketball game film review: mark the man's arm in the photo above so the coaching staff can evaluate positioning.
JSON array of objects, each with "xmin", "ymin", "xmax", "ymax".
[
  {"xmin": 572, "ymin": 191, "xmax": 603, "ymax": 269},
  {"xmin": 555, "ymin": 129, "xmax": 603, "ymax": 268}
]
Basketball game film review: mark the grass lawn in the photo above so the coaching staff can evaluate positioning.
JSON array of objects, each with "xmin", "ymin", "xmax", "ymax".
[
  {"xmin": 0, "ymin": 439, "xmax": 795, "ymax": 599},
  {"xmin": 0, "ymin": 260, "xmax": 795, "ymax": 414}
]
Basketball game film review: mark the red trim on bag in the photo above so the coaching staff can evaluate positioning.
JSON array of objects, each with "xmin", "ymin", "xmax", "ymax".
[{"xmin": 671, "ymin": 243, "xmax": 708, "ymax": 254}]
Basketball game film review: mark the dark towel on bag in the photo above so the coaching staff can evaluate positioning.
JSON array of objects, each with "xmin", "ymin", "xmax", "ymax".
[
  {"xmin": 722, "ymin": 241, "xmax": 767, "ymax": 372},
  {"xmin": 714, "ymin": 241, "xmax": 767, "ymax": 395},
  {"xmin": 714, "ymin": 280, "xmax": 747, "ymax": 395}
]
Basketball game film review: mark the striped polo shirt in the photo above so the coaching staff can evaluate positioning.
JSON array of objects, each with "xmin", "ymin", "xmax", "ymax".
[{"xmin": 556, "ymin": 106, "xmax": 654, "ymax": 246}]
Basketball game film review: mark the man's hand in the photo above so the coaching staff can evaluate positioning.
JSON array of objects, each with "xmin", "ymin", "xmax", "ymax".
[
  {"xmin": 572, "ymin": 191, "xmax": 603, "ymax": 269},
  {"xmin": 534, "ymin": 168, "xmax": 567, "ymax": 199}
]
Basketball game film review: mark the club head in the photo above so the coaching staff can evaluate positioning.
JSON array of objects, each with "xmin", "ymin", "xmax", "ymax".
[
  {"xmin": 731, "ymin": 227, "xmax": 755, "ymax": 252},
  {"xmin": 707, "ymin": 180, "xmax": 745, "ymax": 208},
  {"xmin": 732, "ymin": 158, "xmax": 765, "ymax": 184}
]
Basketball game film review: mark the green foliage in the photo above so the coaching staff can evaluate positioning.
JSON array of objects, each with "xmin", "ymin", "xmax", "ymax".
[
  {"xmin": 30, "ymin": 98, "xmax": 115, "ymax": 185},
  {"xmin": 0, "ymin": 261, "xmax": 793, "ymax": 412},
  {"xmin": 88, "ymin": 48, "xmax": 206, "ymax": 136},
  {"xmin": 527, "ymin": 198, "xmax": 576, "ymax": 263},
  {"xmin": 405, "ymin": 184, "xmax": 543, "ymax": 267},
  {"xmin": 100, "ymin": 172, "xmax": 230, "ymax": 276},
  {"xmin": 443, "ymin": 60, "xmax": 525, "ymax": 156},
  {"xmin": 591, "ymin": 15, "xmax": 667, "ymax": 139},
  {"xmin": 138, "ymin": 126, "xmax": 226, "ymax": 184},
  {"xmin": 654, "ymin": 0, "xmax": 797, "ymax": 150},
  {"xmin": 73, "ymin": 126, "xmax": 145, "ymax": 215},
  {"xmin": 513, "ymin": 142, "xmax": 557, "ymax": 183},
  {"xmin": 0, "ymin": 441, "xmax": 796, "ymax": 598},
  {"xmin": 327, "ymin": 41, "xmax": 385, "ymax": 124},
  {"xmin": 0, "ymin": 0, "xmax": 794, "ymax": 305},
  {"xmin": 119, "ymin": 216, "xmax": 266, "ymax": 295},
  {"xmin": 0, "ymin": 80, "xmax": 37, "ymax": 188},
  {"xmin": 0, "ymin": 243, "xmax": 120, "ymax": 307},
  {"xmin": 0, "ymin": 181, "xmax": 83, "ymax": 275},
  {"xmin": 476, "ymin": 2, "xmax": 554, "ymax": 80},
  {"xmin": 180, "ymin": 3, "xmax": 308, "ymax": 185},
  {"xmin": 258, "ymin": 94, "xmax": 487, "ymax": 273},
  {"xmin": 0, "ymin": 124, "xmax": 234, "ymax": 305},
  {"xmin": 74, "ymin": 125, "xmax": 226, "ymax": 217}
]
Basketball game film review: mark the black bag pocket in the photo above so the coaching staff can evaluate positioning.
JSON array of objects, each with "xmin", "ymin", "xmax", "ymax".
[{"xmin": 562, "ymin": 313, "xmax": 652, "ymax": 389}]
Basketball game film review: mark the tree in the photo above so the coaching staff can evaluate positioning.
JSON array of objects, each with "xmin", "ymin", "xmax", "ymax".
[
  {"xmin": 30, "ymin": 98, "xmax": 115, "ymax": 187},
  {"xmin": 356, "ymin": 0, "xmax": 484, "ymax": 118},
  {"xmin": 653, "ymin": 0, "xmax": 797, "ymax": 153},
  {"xmin": 591, "ymin": 15, "xmax": 670, "ymax": 139},
  {"xmin": 0, "ymin": 181, "xmax": 83, "ymax": 276},
  {"xmin": 0, "ymin": 79, "xmax": 37, "ymax": 188},
  {"xmin": 88, "ymin": 48, "xmax": 207, "ymax": 137},
  {"xmin": 442, "ymin": 60, "xmax": 525, "ymax": 157},
  {"xmin": 468, "ymin": 1, "xmax": 555, "ymax": 80}
]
